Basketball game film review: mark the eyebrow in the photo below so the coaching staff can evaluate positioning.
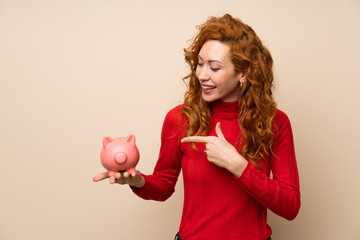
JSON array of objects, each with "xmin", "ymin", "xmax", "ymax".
[{"xmin": 198, "ymin": 55, "xmax": 223, "ymax": 64}]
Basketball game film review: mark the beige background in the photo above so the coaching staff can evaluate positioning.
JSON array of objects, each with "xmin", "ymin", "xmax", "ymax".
[{"xmin": 1, "ymin": 0, "xmax": 359, "ymax": 239}]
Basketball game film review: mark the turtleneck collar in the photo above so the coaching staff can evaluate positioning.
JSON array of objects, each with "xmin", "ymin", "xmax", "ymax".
[{"xmin": 210, "ymin": 100, "xmax": 240, "ymax": 120}]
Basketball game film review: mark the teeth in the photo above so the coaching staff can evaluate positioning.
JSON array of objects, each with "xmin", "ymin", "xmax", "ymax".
[{"xmin": 202, "ymin": 86, "xmax": 216, "ymax": 90}]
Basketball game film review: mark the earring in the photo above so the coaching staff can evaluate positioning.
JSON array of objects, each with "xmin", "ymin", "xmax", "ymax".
[{"xmin": 240, "ymin": 82, "xmax": 244, "ymax": 88}]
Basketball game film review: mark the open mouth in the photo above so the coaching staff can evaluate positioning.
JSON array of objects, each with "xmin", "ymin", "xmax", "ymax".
[{"xmin": 202, "ymin": 85, "xmax": 216, "ymax": 90}]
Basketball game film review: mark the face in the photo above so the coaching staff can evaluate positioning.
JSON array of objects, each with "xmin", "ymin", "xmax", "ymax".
[{"xmin": 196, "ymin": 40, "xmax": 244, "ymax": 103}]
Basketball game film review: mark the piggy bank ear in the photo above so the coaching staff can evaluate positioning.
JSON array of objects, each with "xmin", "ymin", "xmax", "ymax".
[
  {"xmin": 126, "ymin": 134, "xmax": 136, "ymax": 145},
  {"xmin": 103, "ymin": 137, "xmax": 113, "ymax": 149}
]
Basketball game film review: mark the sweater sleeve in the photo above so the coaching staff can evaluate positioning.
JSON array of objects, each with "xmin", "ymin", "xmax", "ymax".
[
  {"xmin": 131, "ymin": 106, "xmax": 183, "ymax": 201},
  {"xmin": 235, "ymin": 110, "xmax": 301, "ymax": 220}
]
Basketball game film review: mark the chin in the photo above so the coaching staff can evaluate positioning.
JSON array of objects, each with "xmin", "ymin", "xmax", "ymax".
[{"xmin": 201, "ymin": 95, "xmax": 218, "ymax": 103}]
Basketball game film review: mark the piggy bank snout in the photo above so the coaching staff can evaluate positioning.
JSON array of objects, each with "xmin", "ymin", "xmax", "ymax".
[{"xmin": 115, "ymin": 152, "xmax": 127, "ymax": 164}]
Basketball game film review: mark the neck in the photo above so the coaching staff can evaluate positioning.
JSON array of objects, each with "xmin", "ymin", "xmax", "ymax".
[{"xmin": 210, "ymin": 100, "xmax": 239, "ymax": 120}]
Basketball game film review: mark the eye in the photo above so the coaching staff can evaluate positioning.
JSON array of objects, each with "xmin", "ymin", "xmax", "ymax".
[
  {"xmin": 210, "ymin": 67, "xmax": 220, "ymax": 72},
  {"xmin": 197, "ymin": 62, "xmax": 204, "ymax": 67}
]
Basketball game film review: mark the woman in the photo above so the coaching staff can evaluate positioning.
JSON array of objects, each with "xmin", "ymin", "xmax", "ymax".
[{"xmin": 94, "ymin": 14, "xmax": 300, "ymax": 240}]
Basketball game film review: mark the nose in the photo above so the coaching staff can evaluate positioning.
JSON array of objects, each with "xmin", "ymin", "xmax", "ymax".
[
  {"xmin": 115, "ymin": 152, "xmax": 127, "ymax": 164},
  {"xmin": 196, "ymin": 65, "xmax": 210, "ymax": 82}
]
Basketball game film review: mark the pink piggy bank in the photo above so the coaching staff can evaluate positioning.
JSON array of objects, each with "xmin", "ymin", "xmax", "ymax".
[{"xmin": 100, "ymin": 135, "xmax": 140, "ymax": 177}]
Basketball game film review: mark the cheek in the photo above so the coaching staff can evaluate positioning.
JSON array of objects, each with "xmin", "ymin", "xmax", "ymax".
[
  {"xmin": 218, "ymin": 74, "xmax": 238, "ymax": 88},
  {"xmin": 195, "ymin": 67, "xmax": 201, "ymax": 78}
]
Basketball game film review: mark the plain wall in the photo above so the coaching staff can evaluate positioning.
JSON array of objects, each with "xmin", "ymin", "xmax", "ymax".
[{"xmin": 1, "ymin": 0, "xmax": 359, "ymax": 239}]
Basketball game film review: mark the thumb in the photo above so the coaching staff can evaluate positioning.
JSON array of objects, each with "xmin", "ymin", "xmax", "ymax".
[{"xmin": 215, "ymin": 122, "xmax": 226, "ymax": 140}]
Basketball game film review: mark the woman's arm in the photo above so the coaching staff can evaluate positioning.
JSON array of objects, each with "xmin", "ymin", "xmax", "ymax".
[
  {"xmin": 131, "ymin": 106, "xmax": 184, "ymax": 201},
  {"xmin": 181, "ymin": 110, "xmax": 300, "ymax": 220},
  {"xmin": 235, "ymin": 111, "xmax": 300, "ymax": 220}
]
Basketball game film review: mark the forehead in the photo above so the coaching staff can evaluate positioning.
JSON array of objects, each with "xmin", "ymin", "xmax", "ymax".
[{"xmin": 198, "ymin": 40, "xmax": 231, "ymax": 61}]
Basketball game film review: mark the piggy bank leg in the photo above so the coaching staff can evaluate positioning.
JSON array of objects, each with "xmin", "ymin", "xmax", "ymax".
[
  {"xmin": 107, "ymin": 170, "xmax": 119, "ymax": 184},
  {"xmin": 127, "ymin": 168, "xmax": 136, "ymax": 176},
  {"xmin": 108, "ymin": 170, "xmax": 118, "ymax": 177}
]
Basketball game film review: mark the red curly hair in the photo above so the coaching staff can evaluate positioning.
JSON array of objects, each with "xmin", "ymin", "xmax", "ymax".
[{"xmin": 182, "ymin": 14, "xmax": 277, "ymax": 164}]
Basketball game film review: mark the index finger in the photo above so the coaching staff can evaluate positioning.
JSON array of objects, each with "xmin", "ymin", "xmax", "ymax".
[
  {"xmin": 93, "ymin": 172, "xmax": 109, "ymax": 182},
  {"xmin": 181, "ymin": 136, "xmax": 211, "ymax": 143}
]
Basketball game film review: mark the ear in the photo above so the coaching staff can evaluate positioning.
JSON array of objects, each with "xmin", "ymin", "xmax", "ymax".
[
  {"xmin": 125, "ymin": 134, "xmax": 136, "ymax": 145},
  {"xmin": 238, "ymin": 73, "xmax": 246, "ymax": 84},
  {"xmin": 103, "ymin": 137, "xmax": 113, "ymax": 149}
]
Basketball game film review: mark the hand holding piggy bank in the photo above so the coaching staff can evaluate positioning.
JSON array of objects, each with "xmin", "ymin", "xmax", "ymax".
[{"xmin": 100, "ymin": 135, "xmax": 140, "ymax": 177}]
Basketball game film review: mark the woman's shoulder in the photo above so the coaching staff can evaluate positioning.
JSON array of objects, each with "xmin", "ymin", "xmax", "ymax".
[
  {"xmin": 163, "ymin": 104, "xmax": 187, "ymax": 124},
  {"xmin": 273, "ymin": 108, "xmax": 293, "ymax": 132},
  {"xmin": 167, "ymin": 104, "xmax": 183, "ymax": 115},
  {"xmin": 165, "ymin": 104, "xmax": 184, "ymax": 120},
  {"xmin": 162, "ymin": 104, "xmax": 187, "ymax": 135},
  {"xmin": 274, "ymin": 108, "xmax": 289, "ymax": 122}
]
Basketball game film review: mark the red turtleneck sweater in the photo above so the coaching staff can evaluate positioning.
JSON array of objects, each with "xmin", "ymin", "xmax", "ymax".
[{"xmin": 132, "ymin": 101, "xmax": 300, "ymax": 240}]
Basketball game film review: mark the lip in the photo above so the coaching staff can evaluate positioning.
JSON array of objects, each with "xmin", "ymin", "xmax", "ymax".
[{"xmin": 201, "ymin": 84, "xmax": 216, "ymax": 94}]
